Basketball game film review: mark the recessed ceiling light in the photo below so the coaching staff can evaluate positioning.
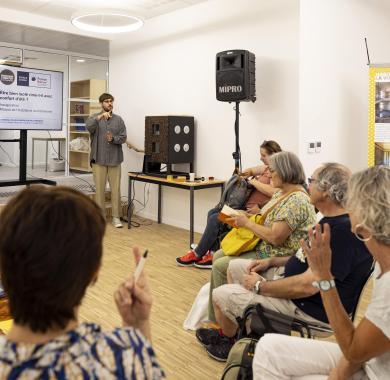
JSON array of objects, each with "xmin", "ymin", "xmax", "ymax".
[
  {"xmin": 71, "ymin": 9, "xmax": 144, "ymax": 34},
  {"xmin": 76, "ymin": 59, "xmax": 86, "ymax": 63}
]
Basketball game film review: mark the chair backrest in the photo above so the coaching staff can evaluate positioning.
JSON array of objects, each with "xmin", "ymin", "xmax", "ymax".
[{"xmin": 350, "ymin": 261, "xmax": 375, "ymax": 322}]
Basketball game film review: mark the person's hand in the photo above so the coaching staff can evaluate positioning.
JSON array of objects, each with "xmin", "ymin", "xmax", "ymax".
[
  {"xmin": 106, "ymin": 131, "xmax": 113, "ymax": 142},
  {"xmin": 98, "ymin": 111, "xmax": 112, "ymax": 121},
  {"xmin": 239, "ymin": 169, "xmax": 251, "ymax": 178},
  {"xmin": 247, "ymin": 258, "xmax": 271, "ymax": 273},
  {"xmin": 126, "ymin": 142, "xmax": 144, "ymax": 153},
  {"xmin": 227, "ymin": 212, "xmax": 250, "ymax": 228},
  {"xmin": 242, "ymin": 272, "xmax": 265, "ymax": 291},
  {"xmin": 246, "ymin": 204, "xmax": 261, "ymax": 215},
  {"xmin": 114, "ymin": 247, "xmax": 152, "ymax": 330},
  {"xmin": 300, "ymin": 223, "xmax": 333, "ymax": 281},
  {"xmin": 248, "ymin": 178, "xmax": 258, "ymax": 187}
]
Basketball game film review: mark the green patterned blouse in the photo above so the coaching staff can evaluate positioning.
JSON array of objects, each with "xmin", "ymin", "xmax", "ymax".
[{"xmin": 256, "ymin": 190, "xmax": 316, "ymax": 258}]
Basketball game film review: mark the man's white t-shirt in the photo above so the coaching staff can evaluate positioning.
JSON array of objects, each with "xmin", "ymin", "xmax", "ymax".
[{"xmin": 364, "ymin": 263, "xmax": 390, "ymax": 380}]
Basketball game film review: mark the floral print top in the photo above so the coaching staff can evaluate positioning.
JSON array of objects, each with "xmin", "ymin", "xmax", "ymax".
[
  {"xmin": 0, "ymin": 323, "xmax": 164, "ymax": 379},
  {"xmin": 256, "ymin": 190, "xmax": 316, "ymax": 258}
]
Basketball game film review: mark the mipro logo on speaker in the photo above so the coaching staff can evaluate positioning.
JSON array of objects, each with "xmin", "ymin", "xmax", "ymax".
[{"xmin": 218, "ymin": 85, "xmax": 243, "ymax": 94}]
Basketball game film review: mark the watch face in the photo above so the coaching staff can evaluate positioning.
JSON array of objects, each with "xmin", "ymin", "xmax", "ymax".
[{"xmin": 319, "ymin": 280, "xmax": 331, "ymax": 291}]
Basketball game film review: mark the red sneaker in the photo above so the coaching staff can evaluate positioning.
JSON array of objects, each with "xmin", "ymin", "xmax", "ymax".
[
  {"xmin": 194, "ymin": 251, "xmax": 213, "ymax": 269},
  {"xmin": 176, "ymin": 250, "xmax": 201, "ymax": 266}
]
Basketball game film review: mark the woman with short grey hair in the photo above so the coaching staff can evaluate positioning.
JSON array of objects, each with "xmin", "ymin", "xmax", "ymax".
[
  {"xmin": 268, "ymin": 151, "xmax": 306, "ymax": 187},
  {"xmin": 253, "ymin": 165, "xmax": 390, "ymax": 380}
]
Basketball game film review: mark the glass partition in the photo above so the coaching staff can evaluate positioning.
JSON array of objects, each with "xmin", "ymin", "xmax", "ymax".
[
  {"xmin": 68, "ymin": 57, "xmax": 108, "ymax": 173},
  {"xmin": 23, "ymin": 50, "xmax": 68, "ymax": 178},
  {"xmin": 0, "ymin": 48, "xmax": 108, "ymax": 181}
]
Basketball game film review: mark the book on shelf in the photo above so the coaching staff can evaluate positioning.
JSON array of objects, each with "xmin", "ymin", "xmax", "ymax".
[
  {"xmin": 217, "ymin": 205, "xmax": 240, "ymax": 227},
  {"xmin": 74, "ymin": 104, "xmax": 85, "ymax": 113}
]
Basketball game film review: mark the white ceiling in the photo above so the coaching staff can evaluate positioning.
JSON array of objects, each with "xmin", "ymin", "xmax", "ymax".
[
  {"xmin": 0, "ymin": 0, "xmax": 210, "ymax": 57},
  {"xmin": 0, "ymin": 0, "xmax": 208, "ymax": 21}
]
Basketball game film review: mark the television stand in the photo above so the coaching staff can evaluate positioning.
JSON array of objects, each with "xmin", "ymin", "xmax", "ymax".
[{"xmin": 0, "ymin": 130, "xmax": 56, "ymax": 188}]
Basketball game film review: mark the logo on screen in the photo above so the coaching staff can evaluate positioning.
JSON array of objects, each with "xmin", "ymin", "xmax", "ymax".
[
  {"xmin": 29, "ymin": 72, "xmax": 51, "ymax": 89},
  {"xmin": 17, "ymin": 71, "xmax": 30, "ymax": 86},
  {"xmin": 0, "ymin": 69, "xmax": 15, "ymax": 85}
]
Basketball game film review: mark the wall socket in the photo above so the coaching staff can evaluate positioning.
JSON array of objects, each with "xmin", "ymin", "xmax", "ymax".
[
  {"xmin": 307, "ymin": 141, "xmax": 322, "ymax": 154},
  {"xmin": 307, "ymin": 142, "xmax": 315, "ymax": 153}
]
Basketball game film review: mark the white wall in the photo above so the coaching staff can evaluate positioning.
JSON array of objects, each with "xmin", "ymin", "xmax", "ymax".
[
  {"xmin": 110, "ymin": 0, "xmax": 300, "ymax": 232},
  {"xmin": 299, "ymin": 0, "xmax": 390, "ymax": 175}
]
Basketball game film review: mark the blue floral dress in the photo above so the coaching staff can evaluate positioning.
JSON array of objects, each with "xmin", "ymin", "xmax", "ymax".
[{"xmin": 0, "ymin": 323, "xmax": 165, "ymax": 379}]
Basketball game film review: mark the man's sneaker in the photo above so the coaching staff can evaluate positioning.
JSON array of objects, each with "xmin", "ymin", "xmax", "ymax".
[
  {"xmin": 194, "ymin": 251, "xmax": 213, "ymax": 269},
  {"xmin": 112, "ymin": 217, "xmax": 123, "ymax": 228},
  {"xmin": 205, "ymin": 335, "xmax": 235, "ymax": 362},
  {"xmin": 195, "ymin": 328, "xmax": 220, "ymax": 346},
  {"xmin": 176, "ymin": 250, "xmax": 200, "ymax": 266}
]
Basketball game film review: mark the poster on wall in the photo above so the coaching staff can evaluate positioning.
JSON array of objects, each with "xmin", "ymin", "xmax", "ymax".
[{"xmin": 368, "ymin": 66, "xmax": 390, "ymax": 166}]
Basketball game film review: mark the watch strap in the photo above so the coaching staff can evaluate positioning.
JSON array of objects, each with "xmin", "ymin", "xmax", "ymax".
[{"xmin": 312, "ymin": 278, "xmax": 336, "ymax": 291}]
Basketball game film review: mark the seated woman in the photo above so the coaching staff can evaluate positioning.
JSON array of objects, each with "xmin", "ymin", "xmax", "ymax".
[
  {"xmin": 176, "ymin": 140, "xmax": 282, "ymax": 269},
  {"xmin": 0, "ymin": 186, "xmax": 164, "ymax": 379},
  {"xmin": 207, "ymin": 151, "xmax": 317, "ymax": 322},
  {"xmin": 253, "ymin": 165, "xmax": 390, "ymax": 380}
]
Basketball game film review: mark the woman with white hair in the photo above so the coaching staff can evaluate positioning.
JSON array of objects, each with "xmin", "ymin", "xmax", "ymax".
[{"xmin": 253, "ymin": 165, "xmax": 390, "ymax": 380}]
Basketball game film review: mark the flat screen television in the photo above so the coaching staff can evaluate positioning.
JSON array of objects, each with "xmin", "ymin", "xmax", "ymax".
[{"xmin": 0, "ymin": 64, "xmax": 63, "ymax": 131}]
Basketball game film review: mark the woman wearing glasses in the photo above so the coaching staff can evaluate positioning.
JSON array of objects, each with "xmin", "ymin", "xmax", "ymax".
[{"xmin": 253, "ymin": 166, "xmax": 390, "ymax": 380}]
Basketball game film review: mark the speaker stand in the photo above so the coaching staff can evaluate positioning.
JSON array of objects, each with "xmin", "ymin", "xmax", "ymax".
[{"xmin": 232, "ymin": 101, "xmax": 241, "ymax": 174}]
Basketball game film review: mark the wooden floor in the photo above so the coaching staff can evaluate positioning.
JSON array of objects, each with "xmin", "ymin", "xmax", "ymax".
[
  {"xmin": 79, "ymin": 218, "xmax": 373, "ymax": 380},
  {"xmin": 79, "ymin": 218, "xmax": 225, "ymax": 379}
]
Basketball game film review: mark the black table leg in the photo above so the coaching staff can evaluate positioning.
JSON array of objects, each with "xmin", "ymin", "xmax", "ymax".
[
  {"xmin": 190, "ymin": 186, "xmax": 194, "ymax": 247},
  {"xmin": 158, "ymin": 184, "xmax": 162, "ymax": 223},
  {"xmin": 128, "ymin": 178, "xmax": 132, "ymax": 229}
]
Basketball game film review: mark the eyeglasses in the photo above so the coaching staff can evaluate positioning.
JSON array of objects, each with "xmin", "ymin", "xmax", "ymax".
[{"xmin": 308, "ymin": 177, "xmax": 317, "ymax": 184}]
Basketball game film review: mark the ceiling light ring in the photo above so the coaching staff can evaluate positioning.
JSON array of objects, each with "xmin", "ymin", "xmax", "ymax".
[{"xmin": 71, "ymin": 9, "xmax": 144, "ymax": 34}]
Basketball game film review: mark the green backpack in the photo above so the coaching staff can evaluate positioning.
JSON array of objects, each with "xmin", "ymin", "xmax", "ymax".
[{"xmin": 221, "ymin": 337, "xmax": 257, "ymax": 380}]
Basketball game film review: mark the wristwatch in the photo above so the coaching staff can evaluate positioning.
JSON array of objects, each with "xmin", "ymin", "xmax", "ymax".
[
  {"xmin": 312, "ymin": 279, "xmax": 336, "ymax": 291},
  {"xmin": 253, "ymin": 280, "xmax": 262, "ymax": 294}
]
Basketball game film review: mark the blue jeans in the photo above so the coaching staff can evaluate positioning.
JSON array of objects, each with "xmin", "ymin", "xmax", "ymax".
[{"xmin": 194, "ymin": 206, "xmax": 224, "ymax": 258}]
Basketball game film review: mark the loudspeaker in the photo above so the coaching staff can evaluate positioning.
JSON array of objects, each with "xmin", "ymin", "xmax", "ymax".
[
  {"xmin": 144, "ymin": 116, "xmax": 195, "ymax": 165},
  {"xmin": 216, "ymin": 50, "xmax": 256, "ymax": 102}
]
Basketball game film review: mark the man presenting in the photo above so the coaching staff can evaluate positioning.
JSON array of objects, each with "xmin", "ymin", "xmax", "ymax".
[{"xmin": 86, "ymin": 93, "xmax": 127, "ymax": 228}]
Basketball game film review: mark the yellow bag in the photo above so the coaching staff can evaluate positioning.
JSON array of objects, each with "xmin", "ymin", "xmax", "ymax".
[{"xmin": 221, "ymin": 214, "xmax": 264, "ymax": 256}]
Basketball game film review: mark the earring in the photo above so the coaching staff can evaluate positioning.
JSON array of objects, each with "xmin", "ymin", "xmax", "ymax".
[{"xmin": 354, "ymin": 223, "xmax": 372, "ymax": 242}]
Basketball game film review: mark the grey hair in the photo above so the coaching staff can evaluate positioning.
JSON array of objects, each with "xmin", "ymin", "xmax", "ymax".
[
  {"xmin": 315, "ymin": 163, "xmax": 352, "ymax": 206},
  {"xmin": 269, "ymin": 151, "xmax": 306, "ymax": 186},
  {"xmin": 346, "ymin": 166, "xmax": 390, "ymax": 245}
]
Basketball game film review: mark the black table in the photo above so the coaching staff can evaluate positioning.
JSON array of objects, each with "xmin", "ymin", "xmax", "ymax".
[{"xmin": 128, "ymin": 173, "xmax": 225, "ymax": 247}]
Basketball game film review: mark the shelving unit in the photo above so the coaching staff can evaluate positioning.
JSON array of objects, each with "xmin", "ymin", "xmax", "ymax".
[{"xmin": 68, "ymin": 79, "xmax": 107, "ymax": 172}]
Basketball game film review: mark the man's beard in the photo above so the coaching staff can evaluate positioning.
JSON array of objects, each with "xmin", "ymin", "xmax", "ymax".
[{"xmin": 103, "ymin": 106, "xmax": 112, "ymax": 113}]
